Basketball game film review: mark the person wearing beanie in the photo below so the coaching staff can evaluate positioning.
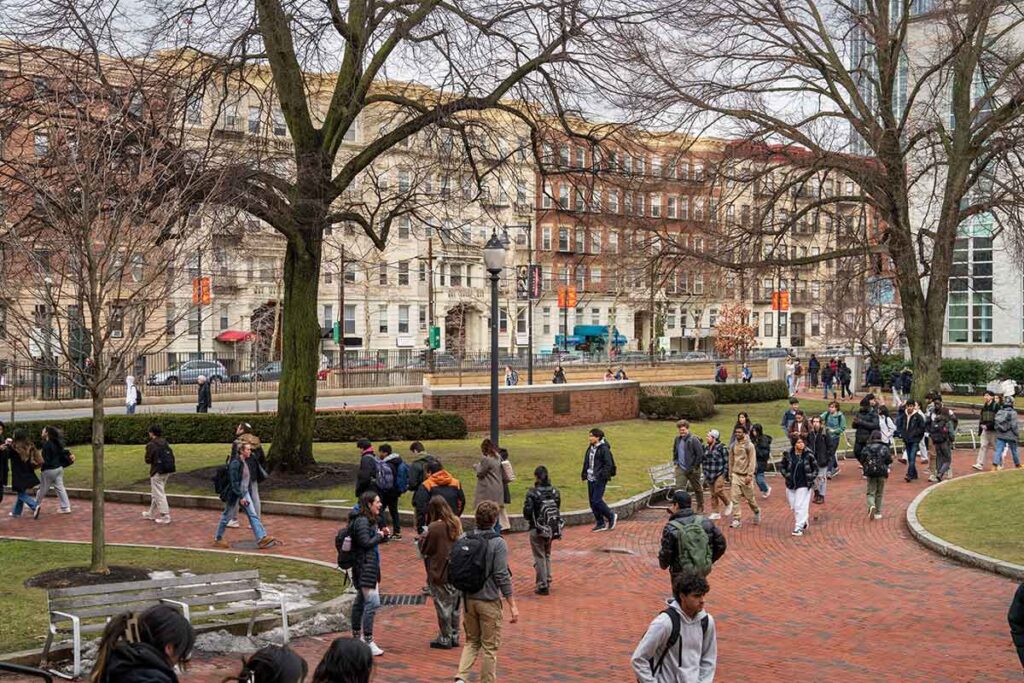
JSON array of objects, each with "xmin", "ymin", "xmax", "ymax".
[
  {"xmin": 861, "ymin": 429, "xmax": 893, "ymax": 519},
  {"xmin": 993, "ymin": 395, "xmax": 1021, "ymax": 470},
  {"xmin": 657, "ymin": 491, "xmax": 726, "ymax": 588},
  {"xmin": 702, "ymin": 430, "xmax": 730, "ymax": 520}
]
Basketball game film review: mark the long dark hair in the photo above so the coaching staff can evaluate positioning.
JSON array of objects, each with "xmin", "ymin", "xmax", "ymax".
[
  {"xmin": 42, "ymin": 425, "xmax": 64, "ymax": 448},
  {"xmin": 426, "ymin": 495, "xmax": 462, "ymax": 541},
  {"xmin": 357, "ymin": 490, "xmax": 380, "ymax": 522},
  {"xmin": 534, "ymin": 465, "xmax": 551, "ymax": 487},
  {"xmin": 90, "ymin": 605, "xmax": 194, "ymax": 682},
  {"xmin": 480, "ymin": 438, "xmax": 500, "ymax": 459},
  {"xmin": 734, "ymin": 411, "xmax": 751, "ymax": 432},
  {"xmin": 222, "ymin": 644, "xmax": 308, "ymax": 683},
  {"xmin": 311, "ymin": 638, "xmax": 373, "ymax": 683}
]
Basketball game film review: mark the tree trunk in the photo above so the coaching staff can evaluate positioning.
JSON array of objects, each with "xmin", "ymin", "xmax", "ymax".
[
  {"xmin": 906, "ymin": 308, "xmax": 944, "ymax": 405},
  {"xmin": 89, "ymin": 391, "xmax": 107, "ymax": 574},
  {"xmin": 267, "ymin": 228, "xmax": 323, "ymax": 472}
]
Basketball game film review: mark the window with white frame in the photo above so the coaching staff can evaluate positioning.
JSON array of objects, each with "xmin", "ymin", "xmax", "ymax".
[
  {"xmin": 398, "ymin": 260, "xmax": 409, "ymax": 285},
  {"xmin": 398, "ymin": 305, "xmax": 410, "ymax": 333},
  {"xmin": 542, "ymin": 226, "xmax": 552, "ymax": 250},
  {"xmin": 667, "ymin": 196, "xmax": 677, "ymax": 218},
  {"xmin": 651, "ymin": 194, "xmax": 661, "ymax": 218},
  {"xmin": 378, "ymin": 304, "xmax": 389, "ymax": 333},
  {"xmin": 591, "ymin": 231, "xmax": 601, "ymax": 254},
  {"xmin": 609, "ymin": 189, "xmax": 619, "ymax": 213},
  {"xmin": 680, "ymin": 196, "xmax": 689, "ymax": 219},
  {"xmin": 609, "ymin": 232, "xmax": 619, "ymax": 253}
]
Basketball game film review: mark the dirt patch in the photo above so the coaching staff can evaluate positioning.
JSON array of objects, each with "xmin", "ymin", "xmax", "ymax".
[
  {"xmin": 172, "ymin": 462, "xmax": 360, "ymax": 494},
  {"xmin": 26, "ymin": 565, "xmax": 151, "ymax": 589}
]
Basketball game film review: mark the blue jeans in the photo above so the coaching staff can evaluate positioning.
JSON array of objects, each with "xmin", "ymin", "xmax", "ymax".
[
  {"xmin": 822, "ymin": 380, "xmax": 832, "ymax": 399},
  {"xmin": 215, "ymin": 493, "xmax": 266, "ymax": 541},
  {"xmin": 11, "ymin": 491, "xmax": 38, "ymax": 516},
  {"xmin": 827, "ymin": 435, "xmax": 841, "ymax": 475},
  {"xmin": 126, "ymin": 404, "xmax": 136, "ymax": 415},
  {"xmin": 588, "ymin": 479, "xmax": 613, "ymax": 526},
  {"xmin": 995, "ymin": 440, "xmax": 1020, "ymax": 466},
  {"xmin": 905, "ymin": 441, "xmax": 920, "ymax": 479},
  {"xmin": 352, "ymin": 587, "xmax": 380, "ymax": 639},
  {"xmin": 754, "ymin": 470, "xmax": 769, "ymax": 494}
]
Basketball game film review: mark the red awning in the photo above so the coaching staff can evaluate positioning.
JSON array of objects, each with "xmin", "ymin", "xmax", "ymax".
[{"xmin": 216, "ymin": 330, "xmax": 254, "ymax": 343}]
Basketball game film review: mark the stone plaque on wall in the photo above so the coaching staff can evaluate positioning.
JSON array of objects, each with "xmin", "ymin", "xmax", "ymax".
[{"xmin": 552, "ymin": 392, "xmax": 571, "ymax": 415}]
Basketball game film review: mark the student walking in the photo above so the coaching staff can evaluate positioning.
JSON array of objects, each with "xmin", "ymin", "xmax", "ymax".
[
  {"xmin": 702, "ymin": 430, "xmax": 730, "ymax": 520},
  {"xmin": 807, "ymin": 416, "xmax": 830, "ymax": 504},
  {"xmin": 672, "ymin": 420, "xmax": 705, "ymax": 514},
  {"xmin": 780, "ymin": 398, "xmax": 800, "ymax": 434},
  {"xmin": 658, "ymin": 491, "xmax": 726, "ymax": 585},
  {"xmin": 196, "ymin": 375, "xmax": 212, "ymax": 413},
  {"xmin": 787, "ymin": 410, "xmax": 810, "ymax": 446},
  {"xmin": 821, "ymin": 401, "xmax": 847, "ymax": 478},
  {"xmin": 861, "ymin": 430, "xmax": 893, "ymax": 519},
  {"xmin": 807, "ymin": 354, "xmax": 820, "ymax": 389},
  {"xmin": 821, "ymin": 362, "xmax": 836, "ymax": 400},
  {"xmin": 503, "ymin": 365, "xmax": 519, "ymax": 386},
  {"xmin": 581, "ymin": 428, "xmax": 617, "ymax": 531},
  {"xmin": 974, "ymin": 391, "xmax": 999, "ymax": 470},
  {"xmin": 89, "ymin": 604, "xmax": 195, "ymax": 683},
  {"xmin": 838, "ymin": 360, "xmax": 853, "ymax": 398},
  {"xmin": 6, "ymin": 428, "xmax": 41, "ymax": 517},
  {"xmin": 34, "ymin": 426, "xmax": 73, "ymax": 517},
  {"xmin": 994, "ymin": 396, "xmax": 1021, "ymax": 470},
  {"xmin": 412, "ymin": 458, "xmax": 466, "ymax": 534},
  {"xmin": 552, "ymin": 365, "xmax": 567, "ymax": 384},
  {"xmin": 348, "ymin": 490, "xmax": 391, "ymax": 656},
  {"xmin": 522, "ymin": 465, "xmax": 562, "ymax": 595},
  {"xmin": 852, "ymin": 395, "xmax": 880, "ymax": 465},
  {"xmin": 474, "ymin": 439, "xmax": 506, "ymax": 534},
  {"xmin": 418, "ymin": 496, "xmax": 462, "ymax": 648},
  {"xmin": 780, "ymin": 436, "xmax": 817, "ymax": 536},
  {"xmin": 312, "ymin": 638, "xmax": 373, "ymax": 683},
  {"xmin": 213, "ymin": 441, "xmax": 275, "ymax": 549},
  {"xmin": 142, "ymin": 424, "xmax": 174, "ymax": 524},
  {"xmin": 750, "ymin": 424, "xmax": 772, "ymax": 499},
  {"xmin": 355, "ymin": 439, "xmax": 378, "ymax": 497},
  {"xmin": 453, "ymin": 501, "xmax": 519, "ymax": 683},
  {"xmin": 902, "ymin": 401, "xmax": 927, "ymax": 482},
  {"xmin": 378, "ymin": 444, "xmax": 409, "ymax": 539},
  {"xmin": 927, "ymin": 398, "xmax": 958, "ymax": 482},
  {"xmin": 630, "ymin": 572, "xmax": 717, "ymax": 683},
  {"xmin": 227, "ymin": 424, "xmax": 267, "ymax": 527},
  {"xmin": 125, "ymin": 375, "xmax": 139, "ymax": 415},
  {"xmin": 728, "ymin": 426, "xmax": 761, "ymax": 528},
  {"xmin": 406, "ymin": 441, "xmax": 433, "ymax": 494}
]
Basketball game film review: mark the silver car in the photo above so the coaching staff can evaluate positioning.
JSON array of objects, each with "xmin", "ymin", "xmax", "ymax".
[{"xmin": 147, "ymin": 359, "xmax": 229, "ymax": 385}]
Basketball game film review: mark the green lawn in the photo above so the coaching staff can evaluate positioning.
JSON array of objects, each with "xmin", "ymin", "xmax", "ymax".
[
  {"xmin": 59, "ymin": 399, "xmax": 828, "ymax": 511},
  {"xmin": 916, "ymin": 469, "xmax": 1024, "ymax": 565},
  {"xmin": 0, "ymin": 540, "xmax": 348, "ymax": 654}
]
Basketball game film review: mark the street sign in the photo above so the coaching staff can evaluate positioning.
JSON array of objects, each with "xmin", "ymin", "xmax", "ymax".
[
  {"xmin": 771, "ymin": 290, "xmax": 790, "ymax": 311},
  {"xmin": 191, "ymin": 276, "xmax": 211, "ymax": 305},
  {"xmin": 529, "ymin": 265, "xmax": 542, "ymax": 299},
  {"xmin": 429, "ymin": 325, "xmax": 441, "ymax": 349},
  {"xmin": 557, "ymin": 285, "xmax": 577, "ymax": 308},
  {"xmin": 332, "ymin": 321, "xmax": 341, "ymax": 344}
]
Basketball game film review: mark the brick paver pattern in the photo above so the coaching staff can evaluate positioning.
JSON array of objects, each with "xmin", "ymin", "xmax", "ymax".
[{"xmin": 2, "ymin": 451, "xmax": 1020, "ymax": 682}]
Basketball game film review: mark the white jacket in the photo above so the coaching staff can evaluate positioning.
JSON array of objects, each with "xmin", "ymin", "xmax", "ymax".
[
  {"xmin": 631, "ymin": 601, "xmax": 717, "ymax": 683},
  {"xmin": 125, "ymin": 376, "xmax": 137, "ymax": 406},
  {"xmin": 879, "ymin": 415, "xmax": 897, "ymax": 446}
]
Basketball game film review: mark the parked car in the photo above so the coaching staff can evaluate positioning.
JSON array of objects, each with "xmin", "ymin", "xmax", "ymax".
[
  {"xmin": 237, "ymin": 361, "xmax": 282, "ymax": 382},
  {"xmin": 749, "ymin": 348, "xmax": 792, "ymax": 359},
  {"xmin": 147, "ymin": 360, "xmax": 229, "ymax": 386},
  {"xmin": 682, "ymin": 351, "xmax": 711, "ymax": 360}
]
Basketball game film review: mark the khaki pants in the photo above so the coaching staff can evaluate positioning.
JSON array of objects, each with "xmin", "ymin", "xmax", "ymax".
[
  {"xmin": 529, "ymin": 529, "xmax": 553, "ymax": 589},
  {"xmin": 730, "ymin": 476, "xmax": 760, "ymax": 520},
  {"xmin": 456, "ymin": 598, "xmax": 503, "ymax": 683},
  {"xmin": 149, "ymin": 473, "xmax": 170, "ymax": 517},
  {"xmin": 976, "ymin": 429, "xmax": 996, "ymax": 467},
  {"xmin": 708, "ymin": 476, "xmax": 730, "ymax": 513},
  {"xmin": 674, "ymin": 465, "xmax": 704, "ymax": 512}
]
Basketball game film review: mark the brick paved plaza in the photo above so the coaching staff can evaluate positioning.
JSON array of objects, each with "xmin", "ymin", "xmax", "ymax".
[{"xmin": 2, "ymin": 454, "xmax": 1020, "ymax": 682}]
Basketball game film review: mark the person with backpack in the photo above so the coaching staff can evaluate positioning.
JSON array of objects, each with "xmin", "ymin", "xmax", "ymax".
[
  {"xmin": 750, "ymin": 423, "xmax": 772, "ymax": 499},
  {"xmin": 582, "ymin": 427, "xmax": 617, "ymax": 531},
  {"xmin": 821, "ymin": 401, "xmax": 847, "ymax": 478},
  {"xmin": 713, "ymin": 363, "xmax": 727, "ymax": 383},
  {"xmin": 993, "ymin": 395, "xmax": 1021, "ymax": 470},
  {"xmin": 701, "ymin": 430, "xmax": 730, "ymax": 521},
  {"xmin": 339, "ymin": 490, "xmax": 390, "ymax": 657},
  {"xmin": 974, "ymin": 391, "xmax": 1000, "ymax": 471},
  {"xmin": 377, "ymin": 444, "xmax": 409, "ymax": 540},
  {"xmin": 928, "ymin": 397, "xmax": 959, "ymax": 482},
  {"xmin": 213, "ymin": 441, "xmax": 275, "ymax": 550},
  {"xmin": 780, "ymin": 435, "xmax": 817, "ymax": 536},
  {"xmin": 902, "ymin": 400, "xmax": 927, "ymax": 482},
  {"xmin": 630, "ymin": 571, "xmax": 717, "ymax": 683},
  {"xmin": 34, "ymin": 425, "xmax": 73, "ymax": 518},
  {"xmin": 792, "ymin": 358, "xmax": 804, "ymax": 394},
  {"xmin": 522, "ymin": 465, "xmax": 562, "ymax": 595},
  {"xmin": 413, "ymin": 457, "xmax": 466, "ymax": 533},
  {"xmin": 6, "ymin": 428, "xmax": 42, "ymax": 518},
  {"xmin": 861, "ymin": 430, "xmax": 893, "ymax": 519},
  {"xmin": 504, "ymin": 365, "xmax": 519, "ymax": 386},
  {"xmin": 852, "ymin": 394, "xmax": 880, "ymax": 466},
  {"xmin": 227, "ymin": 423, "xmax": 267, "ymax": 528},
  {"xmin": 311, "ymin": 638, "xmax": 373, "ymax": 683},
  {"xmin": 418, "ymin": 496, "xmax": 463, "ymax": 649},
  {"xmin": 406, "ymin": 442, "xmax": 433, "ymax": 493},
  {"xmin": 658, "ymin": 491, "xmax": 726, "ymax": 586},
  {"xmin": 452, "ymin": 501, "xmax": 518, "ymax": 683},
  {"xmin": 125, "ymin": 374, "xmax": 139, "ymax": 415},
  {"xmin": 807, "ymin": 416, "xmax": 830, "ymax": 505},
  {"xmin": 728, "ymin": 426, "xmax": 761, "ymax": 529},
  {"xmin": 780, "ymin": 397, "xmax": 800, "ymax": 434},
  {"xmin": 355, "ymin": 439, "xmax": 378, "ymax": 497},
  {"xmin": 89, "ymin": 604, "xmax": 195, "ymax": 683},
  {"xmin": 821, "ymin": 362, "xmax": 836, "ymax": 400},
  {"xmin": 839, "ymin": 360, "xmax": 853, "ymax": 399},
  {"xmin": 672, "ymin": 420, "xmax": 704, "ymax": 514},
  {"xmin": 807, "ymin": 353, "xmax": 820, "ymax": 389},
  {"xmin": 741, "ymin": 363, "xmax": 753, "ymax": 383},
  {"xmin": 143, "ymin": 424, "xmax": 174, "ymax": 525},
  {"xmin": 474, "ymin": 439, "xmax": 506, "ymax": 534}
]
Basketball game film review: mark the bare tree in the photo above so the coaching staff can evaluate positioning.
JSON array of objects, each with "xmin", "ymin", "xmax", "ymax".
[
  {"xmin": 614, "ymin": 0, "xmax": 1024, "ymax": 400},
  {"xmin": 0, "ymin": 44, "xmax": 224, "ymax": 572}
]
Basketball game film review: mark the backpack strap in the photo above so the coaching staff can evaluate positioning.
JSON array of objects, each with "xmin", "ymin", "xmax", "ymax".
[{"xmin": 651, "ymin": 608, "xmax": 681, "ymax": 676}]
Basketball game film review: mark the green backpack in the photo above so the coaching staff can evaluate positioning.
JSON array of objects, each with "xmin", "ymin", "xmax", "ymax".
[{"xmin": 669, "ymin": 516, "xmax": 713, "ymax": 576}]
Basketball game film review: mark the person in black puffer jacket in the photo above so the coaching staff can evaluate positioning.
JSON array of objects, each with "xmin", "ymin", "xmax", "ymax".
[
  {"xmin": 349, "ymin": 490, "xmax": 390, "ymax": 657},
  {"xmin": 657, "ymin": 490, "xmax": 726, "ymax": 588},
  {"xmin": 779, "ymin": 436, "xmax": 818, "ymax": 536},
  {"xmin": 750, "ymin": 423, "xmax": 773, "ymax": 499},
  {"xmin": 852, "ymin": 395, "xmax": 880, "ymax": 465},
  {"xmin": 807, "ymin": 416, "xmax": 831, "ymax": 504},
  {"xmin": 89, "ymin": 604, "xmax": 194, "ymax": 683}
]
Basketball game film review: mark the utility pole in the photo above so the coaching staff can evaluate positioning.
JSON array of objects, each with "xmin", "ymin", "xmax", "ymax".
[
  {"xmin": 338, "ymin": 245, "xmax": 346, "ymax": 387},
  {"xmin": 526, "ymin": 218, "xmax": 534, "ymax": 385},
  {"xmin": 427, "ymin": 232, "xmax": 436, "ymax": 372},
  {"xmin": 196, "ymin": 249, "xmax": 203, "ymax": 358}
]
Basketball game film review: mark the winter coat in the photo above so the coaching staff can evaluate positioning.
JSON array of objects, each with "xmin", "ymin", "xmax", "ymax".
[
  {"xmin": 94, "ymin": 642, "xmax": 179, "ymax": 683},
  {"xmin": 821, "ymin": 366, "xmax": 835, "ymax": 383},
  {"xmin": 979, "ymin": 401, "xmax": 999, "ymax": 430},
  {"xmin": 903, "ymin": 411, "xmax": 926, "ymax": 442},
  {"xmin": 379, "ymin": 452, "xmax": 405, "ymax": 496},
  {"xmin": 657, "ymin": 508, "xmax": 727, "ymax": 572},
  {"xmin": 994, "ymin": 405, "xmax": 1020, "ymax": 443},
  {"xmin": 779, "ymin": 448, "xmax": 817, "ymax": 490},
  {"xmin": 806, "ymin": 429, "xmax": 830, "ymax": 468},
  {"xmin": 349, "ymin": 511, "xmax": 384, "ymax": 589},
  {"xmin": 866, "ymin": 366, "xmax": 882, "ymax": 386},
  {"xmin": 231, "ymin": 433, "xmax": 267, "ymax": 483},
  {"xmin": 852, "ymin": 400, "xmax": 879, "ymax": 444},
  {"xmin": 125, "ymin": 376, "xmax": 138, "ymax": 407},
  {"xmin": 787, "ymin": 418, "xmax": 810, "ymax": 444},
  {"xmin": 196, "ymin": 381, "xmax": 212, "ymax": 410},
  {"xmin": 144, "ymin": 438, "xmax": 170, "ymax": 477},
  {"xmin": 581, "ymin": 440, "xmax": 614, "ymax": 483},
  {"xmin": 780, "ymin": 409, "xmax": 798, "ymax": 433},
  {"xmin": 839, "ymin": 364, "xmax": 852, "ymax": 382},
  {"xmin": 702, "ymin": 443, "xmax": 729, "ymax": 482},
  {"xmin": 417, "ymin": 519, "xmax": 456, "ymax": 587},
  {"xmin": 219, "ymin": 455, "xmax": 248, "ymax": 504},
  {"xmin": 522, "ymin": 484, "xmax": 561, "ymax": 531},
  {"xmin": 412, "ymin": 470, "xmax": 466, "ymax": 531},
  {"xmin": 473, "ymin": 455, "xmax": 504, "ymax": 508},
  {"xmin": 753, "ymin": 434, "xmax": 773, "ymax": 474},
  {"xmin": 355, "ymin": 449, "xmax": 378, "ymax": 496},
  {"xmin": 860, "ymin": 440, "xmax": 893, "ymax": 478},
  {"xmin": 407, "ymin": 455, "xmax": 433, "ymax": 493},
  {"xmin": 728, "ymin": 439, "xmax": 756, "ymax": 478},
  {"xmin": 928, "ymin": 407, "xmax": 959, "ymax": 443},
  {"xmin": 630, "ymin": 599, "xmax": 717, "ymax": 683},
  {"xmin": 8, "ymin": 442, "xmax": 41, "ymax": 491},
  {"xmin": 673, "ymin": 433, "xmax": 704, "ymax": 471},
  {"xmin": 41, "ymin": 440, "xmax": 65, "ymax": 471},
  {"xmin": 821, "ymin": 410, "xmax": 847, "ymax": 437},
  {"xmin": 808, "ymin": 357, "xmax": 820, "ymax": 372}
]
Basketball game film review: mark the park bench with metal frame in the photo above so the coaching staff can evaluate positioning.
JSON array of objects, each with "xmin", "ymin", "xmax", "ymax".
[{"xmin": 646, "ymin": 462, "xmax": 677, "ymax": 508}]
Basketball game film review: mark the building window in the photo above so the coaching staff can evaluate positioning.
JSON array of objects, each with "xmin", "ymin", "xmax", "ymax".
[
  {"xmin": 667, "ymin": 196, "xmax": 677, "ymax": 219},
  {"xmin": 542, "ymin": 227, "xmax": 552, "ymax": 251},
  {"xmin": 247, "ymin": 106, "xmax": 260, "ymax": 133},
  {"xmin": 398, "ymin": 217, "xmax": 411, "ymax": 239},
  {"xmin": 450, "ymin": 263, "xmax": 463, "ymax": 287},
  {"xmin": 650, "ymin": 194, "xmax": 661, "ymax": 218},
  {"xmin": 542, "ymin": 307, "xmax": 551, "ymax": 335},
  {"xmin": 559, "ymin": 184, "xmax": 569, "ymax": 209},
  {"xmin": 574, "ymin": 146, "xmax": 585, "ymax": 168},
  {"xmin": 779, "ymin": 312, "xmax": 788, "ymax": 339},
  {"xmin": 591, "ymin": 307, "xmax": 601, "ymax": 325},
  {"xmin": 272, "ymin": 109, "xmax": 286, "ymax": 136},
  {"xmin": 345, "ymin": 262, "xmax": 357, "ymax": 283},
  {"xmin": 398, "ymin": 260, "xmax": 409, "ymax": 285},
  {"xmin": 592, "ymin": 266, "xmax": 602, "ymax": 284},
  {"xmin": 186, "ymin": 93, "xmax": 203, "ymax": 124},
  {"xmin": 542, "ymin": 181, "xmax": 552, "ymax": 209},
  {"xmin": 398, "ymin": 305, "xmax": 410, "ymax": 333},
  {"xmin": 188, "ymin": 306, "xmax": 200, "ymax": 336},
  {"xmin": 33, "ymin": 132, "xmax": 48, "ymax": 158},
  {"xmin": 323, "ymin": 304, "xmax": 334, "ymax": 330},
  {"xmin": 667, "ymin": 307, "xmax": 676, "ymax": 329},
  {"xmin": 811, "ymin": 312, "xmax": 821, "ymax": 337},
  {"xmin": 558, "ymin": 227, "xmax": 570, "ymax": 251},
  {"xmin": 499, "ymin": 308, "xmax": 508, "ymax": 333},
  {"xmin": 378, "ymin": 304, "xmax": 389, "ymax": 334},
  {"xmin": 591, "ymin": 231, "xmax": 601, "ymax": 254},
  {"xmin": 948, "ymin": 235, "xmax": 993, "ymax": 343},
  {"xmin": 344, "ymin": 304, "xmax": 357, "ymax": 334},
  {"xmin": 680, "ymin": 197, "xmax": 689, "ymax": 219},
  {"xmin": 637, "ymin": 194, "xmax": 645, "ymax": 216},
  {"xmin": 559, "ymin": 145, "xmax": 569, "ymax": 167},
  {"xmin": 219, "ymin": 304, "xmax": 229, "ymax": 330},
  {"xmin": 378, "ymin": 262, "xmax": 388, "ymax": 286},
  {"xmin": 419, "ymin": 306, "xmax": 427, "ymax": 330},
  {"xmin": 609, "ymin": 190, "xmax": 619, "ymax": 214},
  {"xmin": 764, "ymin": 312, "xmax": 773, "ymax": 337},
  {"xmin": 575, "ymin": 229, "xmax": 585, "ymax": 254},
  {"xmin": 165, "ymin": 304, "xmax": 176, "ymax": 337},
  {"xmin": 517, "ymin": 308, "xmax": 528, "ymax": 334},
  {"xmin": 609, "ymin": 232, "xmax": 619, "ymax": 253},
  {"xmin": 576, "ymin": 265, "xmax": 587, "ymax": 291},
  {"xmin": 680, "ymin": 160, "xmax": 690, "ymax": 179}
]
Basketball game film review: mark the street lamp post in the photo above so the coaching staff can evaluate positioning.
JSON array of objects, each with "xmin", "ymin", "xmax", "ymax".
[
  {"xmin": 483, "ymin": 231, "xmax": 507, "ymax": 446},
  {"xmin": 43, "ymin": 276, "xmax": 54, "ymax": 400}
]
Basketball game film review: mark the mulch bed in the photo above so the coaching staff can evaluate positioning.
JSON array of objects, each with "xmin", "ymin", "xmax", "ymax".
[
  {"xmin": 170, "ymin": 462, "xmax": 360, "ymax": 494},
  {"xmin": 26, "ymin": 565, "xmax": 151, "ymax": 589}
]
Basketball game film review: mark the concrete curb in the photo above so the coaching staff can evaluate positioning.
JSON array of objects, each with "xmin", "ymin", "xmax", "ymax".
[
  {"xmin": 905, "ymin": 471, "xmax": 1024, "ymax": 581},
  {"xmin": 60, "ymin": 484, "xmax": 664, "ymax": 531},
  {"xmin": 0, "ymin": 536, "xmax": 354, "ymax": 668}
]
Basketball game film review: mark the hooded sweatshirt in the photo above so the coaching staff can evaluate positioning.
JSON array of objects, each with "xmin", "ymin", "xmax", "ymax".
[
  {"xmin": 96, "ymin": 642, "xmax": 178, "ymax": 683},
  {"xmin": 630, "ymin": 599, "xmax": 717, "ymax": 683},
  {"xmin": 413, "ymin": 469, "xmax": 466, "ymax": 529},
  {"xmin": 125, "ymin": 375, "xmax": 138, "ymax": 407}
]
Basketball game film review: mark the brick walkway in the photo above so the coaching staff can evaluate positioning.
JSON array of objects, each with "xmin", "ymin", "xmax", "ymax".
[{"xmin": 2, "ymin": 455, "xmax": 1020, "ymax": 682}]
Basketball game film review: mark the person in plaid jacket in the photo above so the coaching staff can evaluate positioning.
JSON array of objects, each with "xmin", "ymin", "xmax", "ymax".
[{"xmin": 702, "ymin": 430, "xmax": 730, "ymax": 520}]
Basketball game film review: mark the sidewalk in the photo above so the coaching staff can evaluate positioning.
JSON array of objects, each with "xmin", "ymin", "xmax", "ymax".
[{"xmin": 2, "ymin": 450, "xmax": 1019, "ymax": 681}]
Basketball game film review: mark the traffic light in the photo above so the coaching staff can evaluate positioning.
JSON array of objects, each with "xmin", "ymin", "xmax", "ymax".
[{"xmin": 429, "ymin": 325, "xmax": 441, "ymax": 349}]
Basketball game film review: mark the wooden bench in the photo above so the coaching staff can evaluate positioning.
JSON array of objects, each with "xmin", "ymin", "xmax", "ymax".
[
  {"xmin": 43, "ymin": 569, "xmax": 289, "ymax": 677},
  {"xmin": 646, "ymin": 462, "xmax": 677, "ymax": 507}
]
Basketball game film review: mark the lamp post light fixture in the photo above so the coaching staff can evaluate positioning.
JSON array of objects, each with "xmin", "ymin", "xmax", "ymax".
[{"xmin": 483, "ymin": 230, "xmax": 507, "ymax": 446}]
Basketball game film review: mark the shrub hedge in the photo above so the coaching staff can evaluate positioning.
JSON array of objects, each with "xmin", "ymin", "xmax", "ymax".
[
  {"xmin": 691, "ymin": 380, "xmax": 788, "ymax": 404},
  {"xmin": 997, "ymin": 357, "xmax": 1024, "ymax": 387},
  {"xmin": 10, "ymin": 410, "xmax": 467, "ymax": 446},
  {"xmin": 939, "ymin": 359, "xmax": 993, "ymax": 386},
  {"xmin": 640, "ymin": 386, "xmax": 716, "ymax": 420}
]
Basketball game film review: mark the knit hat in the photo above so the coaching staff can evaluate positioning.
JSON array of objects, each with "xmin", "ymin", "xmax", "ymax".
[
  {"xmin": 707, "ymin": 429, "xmax": 720, "ymax": 441},
  {"xmin": 671, "ymin": 490, "xmax": 692, "ymax": 509}
]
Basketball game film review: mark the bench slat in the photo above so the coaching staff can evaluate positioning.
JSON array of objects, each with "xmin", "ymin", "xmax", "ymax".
[
  {"xmin": 49, "ymin": 579, "xmax": 260, "ymax": 612},
  {"xmin": 52, "ymin": 589, "xmax": 262, "ymax": 620},
  {"xmin": 166, "ymin": 590, "xmax": 262, "ymax": 610},
  {"xmin": 47, "ymin": 570, "xmax": 259, "ymax": 599}
]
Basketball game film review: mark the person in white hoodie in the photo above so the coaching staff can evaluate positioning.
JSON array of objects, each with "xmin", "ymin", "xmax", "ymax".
[
  {"xmin": 631, "ymin": 572, "xmax": 717, "ymax": 683},
  {"xmin": 125, "ymin": 375, "xmax": 139, "ymax": 415}
]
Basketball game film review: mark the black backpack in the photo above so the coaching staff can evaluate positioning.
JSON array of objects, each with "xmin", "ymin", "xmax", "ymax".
[
  {"xmin": 135, "ymin": 386, "xmax": 143, "ymax": 405},
  {"xmin": 155, "ymin": 443, "xmax": 176, "ymax": 474},
  {"xmin": 533, "ymin": 488, "xmax": 563, "ymax": 540},
  {"xmin": 335, "ymin": 526, "xmax": 357, "ymax": 570},
  {"xmin": 448, "ymin": 530, "xmax": 498, "ymax": 594},
  {"xmin": 212, "ymin": 463, "xmax": 230, "ymax": 498},
  {"xmin": 607, "ymin": 443, "xmax": 618, "ymax": 478},
  {"xmin": 862, "ymin": 445, "xmax": 890, "ymax": 478},
  {"xmin": 649, "ymin": 609, "xmax": 710, "ymax": 676}
]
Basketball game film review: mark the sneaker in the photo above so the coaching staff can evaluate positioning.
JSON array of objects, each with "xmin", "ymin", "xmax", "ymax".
[
  {"xmin": 723, "ymin": 503, "xmax": 734, "ymax": 516},
  {"xmin": 761, "ymin": 487, "xmax": 771, "ymax": 500},
  {"xmin": 590, "ymin": 524, "xmax": 607, "ymax": 532},
  {"xmin": 608, "ymin": 513, "xmax": 619, "ymax": 530},
  {"xmin": 993, "ymin": 465, "xmax": 1003, "ymax": 471},
  {"xmin": 971, "ymin": 463, "xmax": 984, "ymax": 471},
  {"xmin": 1017, "ymin": 464, "xmax": 1024, "ymax": 470},
  {"xmin": 257, "ymin": 536, "xmax": 276, "ymax": 549},
  {"xmin": 33, "ymin": 506, "xmax": 41, "ymax": 520},
  {"xmin": 919, "ymin": 456, "xmax": 929, "ymax": 464},
  {"xmin": 226, "ymin": 520, "xmax": 240, "ymax": 528},
  {"xmin": 154, "ymin": 517, "xmax": 171, "ymax": 525},
  {"xmin": 534, "ymin": 586, "xmax": 550, "ymax": 595},
  {"xmin": 429, "ymin": 638, "xmax": 452, "ymax": 650},
  {"xmin": 212, "ymin": 539, "xmax": 230, "ymax": 549},
  {"xmin": 708, "ymin": 512, "xmax": 721, "ymax": 520},
  {"xmin": 8, "ymin": 512, "xmax": 20, "ymax": 517},
  {"xmin": 392, "ymin": 532, "xmax": 403, "ymax": 540},
  {"xmin": 57, "ymin": 508, "xmax": 72, "ymax": 514},
  {"xmin": 900, "ymin": 456, "xmax": 909, "ymax": 464},
  {"xmin": 928, "ymin": 475, "xmax": 938, "ymax": 482},
  {"xmin": 365, "ymin": 640, "xmax": 384, "ymax": 657},
  {"xmin": 868, "ymin": 505, "xmax": 877, "ymax": 519},
  {"xmin": 873, "ymin": 514, "xmax": 883, "ymax": 520},
  {"xmin": 754, "ymin": 510, "xmax": 762, "ymax": 525},
  {"xmin": 141, "ymin": 511, "xmax": 154, "ymax": 520},
  {"xmin": 792, "ymin": 528, "xmax": 803, "ymax": 536},
  {"xmin": 730, "ymin": 519, "xmax": 741, "ymax": 529}
]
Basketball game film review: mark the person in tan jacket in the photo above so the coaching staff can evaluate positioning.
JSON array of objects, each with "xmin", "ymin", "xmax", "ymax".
[{"xmin": 727, "ymin": 427, "xmax": 761, "ymax": 529}]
